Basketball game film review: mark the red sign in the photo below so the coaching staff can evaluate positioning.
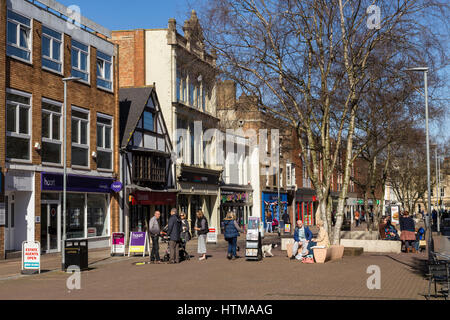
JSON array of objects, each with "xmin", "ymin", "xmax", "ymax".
[{"xmin": 133, "ymin": 191, "xmax": 177, "ymax": 205}]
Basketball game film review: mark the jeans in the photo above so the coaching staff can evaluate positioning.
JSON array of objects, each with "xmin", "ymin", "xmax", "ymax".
[
  {"xmin": 227, "ymin": 237, "xmax": 238, "ymax": 257},
  {"xmin": 150, "ymin": 235, "xmax": 160, "ymax": 261},
  {"xmin": 292, "ymin": 240, "xmax": 309, "ymax": 257},
  {"xmin": 266, "ymin": 222, "xmax": 273, "ymax": 233}
]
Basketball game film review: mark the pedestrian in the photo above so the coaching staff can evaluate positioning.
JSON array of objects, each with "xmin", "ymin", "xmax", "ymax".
[
  {"xmin": 355, "ymin": 211, "xmax": 360, "ymax": 227},
  {"xmin": 167, "ymin": 208, "xmax": 181, "ymax": 264},
  {"xmin": 290, "ymin": 220, "xmax": 313, "ymax": 259},
  {"xmin": 222, "ymin": 212, "xmax": 244, "ymax": 260},
  {"xmin": 379, "ymin": 217, "xmax": 387, "ymax": 240},
  {"xmin": 194, "ymin": 210, "xmax": 208, "ymax": 261},
  {"xmin": 180, "ymin": 212, "xmax": 191, "ymax": 243},
  {"xmin": 266, "ymin": 212, "xmax": 273, "ymax": 233},
  {"xmin": 149, "ymin": 211, "xmax": 164, "ymax": 264},
  {"xmin": 311, "ymin": 220, "xmax": 330, "ymax": 248},
  {"xmin": 399, "ymin": 211, "xmax": 417, "ymax": 253},
  {"xmin": 281, "ymin": 210, "xmax": 290, "ymax": 234}
]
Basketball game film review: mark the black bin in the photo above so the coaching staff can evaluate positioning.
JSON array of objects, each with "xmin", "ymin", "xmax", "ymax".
[{"xmin": 65, "ymin": 239, "xmax": 88, "ymax": 271}]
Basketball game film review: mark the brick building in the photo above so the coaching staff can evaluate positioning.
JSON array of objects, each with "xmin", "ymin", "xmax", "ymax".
[{"xmin": 0, "ymin": 0, "xmax": 120, "ymax": 259}]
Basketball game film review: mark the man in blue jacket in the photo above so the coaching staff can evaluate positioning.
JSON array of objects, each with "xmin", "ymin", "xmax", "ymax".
[{"xmin": 291, "ymin": 220, "xmax": 313, "ymax": 259}]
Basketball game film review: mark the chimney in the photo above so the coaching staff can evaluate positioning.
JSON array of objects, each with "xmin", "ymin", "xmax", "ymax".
[{"xmin": 217, "ymin": 80, "xmax": 236, "ymax": 109}]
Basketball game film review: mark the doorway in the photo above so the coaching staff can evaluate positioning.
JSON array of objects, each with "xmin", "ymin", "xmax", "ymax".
[
  {"xmin": 4, "ymin": 195, "xmax": 15, "ymax": 251},
  {"xmin": 40, "ymin": 202, "xmax": 60, "ymax": 253}
]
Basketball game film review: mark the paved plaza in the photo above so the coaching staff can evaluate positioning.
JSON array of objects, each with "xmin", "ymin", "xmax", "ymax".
[{"xmin": 0, "ymin": 234, "xmax": 441, "ymax": 300}]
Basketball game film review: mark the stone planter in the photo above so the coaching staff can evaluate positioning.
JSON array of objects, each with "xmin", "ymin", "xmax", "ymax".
[{"xmin": 313, "ymin": 248, "xmax": 327, "ymax": 263}]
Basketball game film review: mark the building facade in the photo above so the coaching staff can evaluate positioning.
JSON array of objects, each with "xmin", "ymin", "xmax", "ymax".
[
  {"xmin": 112, "ymin": 11, "xmax": 223, "ymax": 234},
  {"xmin": 1, "ymin": 0, "xmax": 120, "ymax": 259},
  {"xmin": 119, "ymin": 86, "xmax": 175, "ymax": 241}
]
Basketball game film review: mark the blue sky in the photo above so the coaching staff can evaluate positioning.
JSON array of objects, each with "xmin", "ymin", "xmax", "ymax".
[{"xmin": 57, "ymin": 0, "xmax": 193, "ymax": 30}]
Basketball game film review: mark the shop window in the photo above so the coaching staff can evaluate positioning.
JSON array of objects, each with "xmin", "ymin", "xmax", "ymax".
[
  {"xmin": 66, "ymin": 193, "xmax": 85, "ymax": 239},
  {"xmin": 6, "ymin": 90, "xmax": 31, "ymax": 161},
  {"xmin": 7, "ymin": 10, "xmax": 31, "ymax": 62},
  {"xmin": 87, "ymin": 194, "xmax": 109, "ymax": 237},
  {"xmin": 97, "ymin": 51, "xmax": 113, "ymax": 90},
  {"xmin": 42, "ymin": 25, "xmax": 62, "ymax": 73},
  {"xmin": 96, "ymin": 114, "xmax": 113, "ymax": 170},
  {"xmin": 42, "ymin": 100, "xmax": 62, "ymax": 164},
  {"xmin": 71, "ymin": 107, "xmax": 89, "ymax": 167},
  {"xmin": 71, "ymin": 39, "xmax": 89, "ymax": 82}
]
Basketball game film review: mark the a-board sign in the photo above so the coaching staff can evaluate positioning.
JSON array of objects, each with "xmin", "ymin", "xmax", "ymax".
[
  {"xmin": 22, "ymin": 241, "xmax": 41, "ymax": 274},
  {"xmin": 207, "ymin": 228, "xmax": 217, "ymax": 243},
  {"xmin": 111, "ymin": 232, "xmax": 126, "ymax": 255},
  {"xmin": 128, "ymin": 232, "xmax": 149, "ymax": 257},
  {"xmin": 284, "ymin": 224, "xmax": 291, "ymax": 233},
  {"xmin": 391, "ymin": 206, "xmax": 400, "ymax": 224}
]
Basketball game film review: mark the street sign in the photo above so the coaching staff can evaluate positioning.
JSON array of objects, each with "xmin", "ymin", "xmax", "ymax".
[
  {"xmin": 22, "ymin": 241, "xmax": 41, "ymax": 274},
  {"xmin": 111, "ymin": 232, "xmax": 126, "ymax": 256},
  {"xmin": 128, "ymin": 232, "xmax": 149, "ymax": 257},
  {"xmin": 207, "ymin": 228, "xmax": 217, "ymax": 243}
]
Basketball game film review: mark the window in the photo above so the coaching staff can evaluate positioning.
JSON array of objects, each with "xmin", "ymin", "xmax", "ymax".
[
  {"xmin": 142, "ymin": 111, "xmax": 154, "ymax": 132},
  {"xmin": 7, "ymin": 10, "xmax": 31, "ymax": 62},
  {"xmin": 66, "ymin": 194, "xmax": 85, "ymax": 239},
  {"xmin": 42, "ymin": 100, "xmax": 62, "ymax": 164},
  {"xmin": 71, "ymin": 107, "xmax": 89, "ymax": 167},
  {"xmin": 287, "ymin": 163, "xmax": 293, "ymax": 187},
  {"xmin": 189, "ymin": 78, "xmax": 195, "ymax": 106},
  {"xmin": 6, "ymin": 90, "xmax": 31, "ymax": 160},
  {"xmin": 71, "ymin": 40, "xmax": 89, "ymax": 82},
  {"xmin": 97, "ymin": 51, "xmax": 112, "ymax": 90},
  {"xmin": 42, "ymin": 26, "xmax": 62, "ymax": 73},
  {"xmin": 87, "ymin": 194, "xmax": 109, "ymax": 237},
  {"xmin": 97, "ymin": 114, "xmax": 112, "ymax": 170},
  {"xmin": 441, "ymin": 188, "xmax": 445, "ymax": 198}
]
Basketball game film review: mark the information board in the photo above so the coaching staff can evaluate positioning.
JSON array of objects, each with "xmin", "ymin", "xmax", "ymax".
[
  {"xmin": 207, "ymin": 228, "xmax": 217, "ymax": 243},
  {"xmin": 111, "ymin": 232, "xmax": 126, "ymax": 256},
  {"xmin": 22, "ymin": 241, "xmax": 41, "ymax": 274},
  {"xmin": 128, "ymin": 232, "xmax": 149, "ymax": 257},
  {"xmin": 391, "ymin": 206, "xmax": 400, "ymax": 224}
]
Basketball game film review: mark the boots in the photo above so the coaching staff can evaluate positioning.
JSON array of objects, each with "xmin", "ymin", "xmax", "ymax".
[
  {"xmin": 412, "ymin": 248, "xmax": 417, "ymax": 254},
  {"xmin": 406, "ymin": 248, "xmax": 411, "ymax": 253}
]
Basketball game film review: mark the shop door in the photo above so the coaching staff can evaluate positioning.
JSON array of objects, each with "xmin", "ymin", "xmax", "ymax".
[
  {"xmin": 4, "ymin": 196, "xmax": 15, "ymax": 251},
  {"xmin": 41, "ymin": 203, "xmax": 59, "ymax": 252}
]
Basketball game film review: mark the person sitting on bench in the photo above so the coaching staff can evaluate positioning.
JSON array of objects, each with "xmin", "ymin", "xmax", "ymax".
[{"xmin": 290, "ymin": 220, "xmax": 313, "ymax": 260}]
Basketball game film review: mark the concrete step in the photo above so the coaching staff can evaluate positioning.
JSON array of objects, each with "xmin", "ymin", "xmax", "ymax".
[{"xmin": 344, "ymin": 247, "xmax": 364, "ymax": 256}]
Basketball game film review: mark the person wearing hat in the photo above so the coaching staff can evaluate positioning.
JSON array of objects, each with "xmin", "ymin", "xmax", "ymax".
[{"xmin": 399, "ymin": 211, "xmax": 417, "ymax": 253}]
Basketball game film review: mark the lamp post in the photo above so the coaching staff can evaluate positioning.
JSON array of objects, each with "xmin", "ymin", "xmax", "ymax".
[
  {"xmin": 406, "ymin": 67, "xmax": 433, "ymax": 259},
  {"xmin": 435, "ymin": 149, "xmax": 440, "ymax": 233},
  {"xmin": 62, "ymin": 77, "xmax": 81, "ymax": 271}
]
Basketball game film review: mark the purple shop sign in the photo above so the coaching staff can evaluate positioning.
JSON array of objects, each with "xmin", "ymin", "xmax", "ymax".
[
  {"xmin": 111, "ymin": 181, "xmax": 123, "ymax": 193},
  {"xmin": 130, "ymin": 232, "xmax": 146, "ymax": 247}
]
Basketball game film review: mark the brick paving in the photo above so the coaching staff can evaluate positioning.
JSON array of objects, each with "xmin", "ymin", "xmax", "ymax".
[{"xmin": 0, "ymin": 234, "xmax": 440, "ymax": 300}]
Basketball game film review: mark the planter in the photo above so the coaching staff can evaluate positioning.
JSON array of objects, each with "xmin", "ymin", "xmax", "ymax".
[{"xmin": 313, "ymin": 248, "xmax": 327, "ymax": 263}]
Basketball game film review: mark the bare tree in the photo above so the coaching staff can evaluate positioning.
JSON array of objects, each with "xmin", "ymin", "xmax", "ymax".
[{"xmin": 195, "ymin": 0, "xmax": 449, "ymax": 243}]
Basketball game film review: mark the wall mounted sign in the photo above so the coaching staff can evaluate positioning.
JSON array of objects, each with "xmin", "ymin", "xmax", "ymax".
[
  {"xmin": 179, "ymin": 171, "xmax": 220, "ymax": 185},
  {"xmin": 6, "ymin": 170, "xmax": 33, "ymax": 192},
  {"xmin": 111, "ymin": 181, "xmax": 123, "ymax": 193},
  {"xmin": 221, "ymin": 191, "xmax": 248, "ymax": 204},
  {"xmin": 41, "ymin": 173, "xmax": 113, "ymax": 193}
]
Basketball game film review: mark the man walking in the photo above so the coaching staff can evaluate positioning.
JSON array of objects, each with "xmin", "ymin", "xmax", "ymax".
[
  {"xmin": 291, "ymin": 220, "xmax": 313, "ymax": 259},
  {"xmin": 149, "ymin": 211, "xmax": 163, "ymax": 263},
  {"xmin": 167, "ymin": 208, "xmax": 181, "ymax": 264}
]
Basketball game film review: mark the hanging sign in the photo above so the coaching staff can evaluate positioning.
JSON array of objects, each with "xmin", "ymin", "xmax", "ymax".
[
  {"xmin": 111, "ymin": 232, "xmax": 126, "ymax": 256},
  {"xmin": 111, "ymin": 181, "xmax": 123, "ymax": 193},
  {"xmin": 128, "ymin": 232, "xmax": 149, "ymax": 257},
  {"xmin": 22, "ymin": 241, "xmax": 41, "ymax": 274}
]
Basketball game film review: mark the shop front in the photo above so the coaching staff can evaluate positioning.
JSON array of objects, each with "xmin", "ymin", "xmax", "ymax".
[
  {"xmin": 41, "ymin": 172, "xmax": 115, "ymax": 251},
  {"xmin": 262, "ymin": 192, "xmax": 288, "ymax": 228},
  {"xmin": 128, "ymin": 189, "xmax": 177, "ymax": 232},
  {"xmin": 177, "ymin": 166, "xmax": 221, "ymax": 235},
  {"xmin": 219, "ymin": 188, "xmax": 253, "ymax": 231},
  {"xmin": 295, "ymin": 188, "xmax": 317, "ymax": 226}
]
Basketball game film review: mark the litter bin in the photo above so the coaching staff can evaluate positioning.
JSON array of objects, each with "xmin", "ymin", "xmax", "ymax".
[{"xmin": 64, "ymin": 239, "xmax": 88, "ymax": 271}]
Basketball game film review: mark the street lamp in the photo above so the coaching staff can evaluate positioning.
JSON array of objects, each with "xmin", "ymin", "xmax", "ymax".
[
  {"xmin": 406, "ymin": 67, "xmax": 433, "ymax": 259},
  {"xmin": 62, "ymin": 77, "xmax": 81, "ymax": 271}
]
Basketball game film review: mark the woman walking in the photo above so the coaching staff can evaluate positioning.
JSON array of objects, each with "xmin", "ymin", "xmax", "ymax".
[
  {"xmin": 222, "ymin": 212, "xmax": 244, "ymax": 260},
  {"xmin": 399, "ymin": 211, "xmax": 417, "ymax": 253},
  {"xmin": 194, "ymin": 210, "xmax": 208, "ymax": 261}
]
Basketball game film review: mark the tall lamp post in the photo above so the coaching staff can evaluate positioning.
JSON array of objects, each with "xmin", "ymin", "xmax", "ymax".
[
  {"xmin": 406, "ymin": 67, "xmax": 433, "ymax": 259},
  {"xmin": 62, "ymin": 77, "xmax": 81, "ymax": 271}
]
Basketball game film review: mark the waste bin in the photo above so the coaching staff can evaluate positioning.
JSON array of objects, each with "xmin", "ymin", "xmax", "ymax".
[{"xmin": 64, "ymin": 239, "xmax": 88, "ymax": 271}]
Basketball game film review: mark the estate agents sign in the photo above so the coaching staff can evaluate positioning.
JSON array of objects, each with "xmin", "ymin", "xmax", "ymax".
[{"xmin": 22, "ymin": 241, "xmax": 41, "ymax": 274}]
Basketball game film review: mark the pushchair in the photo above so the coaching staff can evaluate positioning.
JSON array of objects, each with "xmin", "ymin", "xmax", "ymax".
[{"xmin": 416, "ymin": 227, "xmax": 426, "ymax": 252}]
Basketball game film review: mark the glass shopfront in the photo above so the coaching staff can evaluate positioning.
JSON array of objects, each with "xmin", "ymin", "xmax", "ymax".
[{"xmin": 220, "ymin": 190, "xmax": 252, "ymax": 230}]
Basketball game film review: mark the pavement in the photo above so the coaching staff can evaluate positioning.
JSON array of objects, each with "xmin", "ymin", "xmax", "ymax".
[{"xmin": 0, "ymin": 233, "xmax": 442, "ymax": 300}]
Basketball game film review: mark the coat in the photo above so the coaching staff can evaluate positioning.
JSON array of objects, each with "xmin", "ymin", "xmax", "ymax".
[
  {"xmin": 180, "ymin": 219, "xmax": 191, "ymax": 242},
  {"xmin": 167, "ymin": 214, "xmax": 181, "ymax": 242},
  {"xmin": 222, "ymin": 220, "xmax": 243, "ymax": 239},
  {"xmin": 294, "ymin": 226, "xmax": 313, "ymax": 242},
  {"xmin": 314, "ymin": 227, "xmax": 330, "ymax": 247}
]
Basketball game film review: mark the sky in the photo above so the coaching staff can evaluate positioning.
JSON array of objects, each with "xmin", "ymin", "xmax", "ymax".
[
  {"xmin": 58, "ymin": 0, "xmax": 449, "ymax": 144},
  {"xmin": 57, "ymin": 0, "xmax": 194, "ymax": 31}
]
